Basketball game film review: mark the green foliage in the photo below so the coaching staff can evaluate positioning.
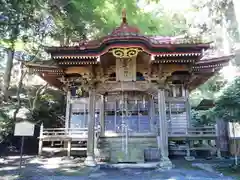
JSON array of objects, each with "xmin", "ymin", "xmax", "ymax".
[
  {"xmin": 0, "ymin": 85, "xmax": 65, "ymax": 143},
  {"xmin": 191, "ymin": 109, "xmax": 216, "ymax": 126},
  {"xmin": 190, "ymin": 73, "xmax": 228, "ymax": 126},
  {"xmin": 1, "ymin": 0, "xmax": 189, "ymax": 48},
  {"xmin": 29, "ymin": 87, "xmax": 65, "ymax": 127},
  {"xmin": 0, "ymin": 0, "xmax": 45, "ymax": 47},
  {"xmin": 214, "ymin": 77, "xmax": 240, "ymax": 122},
  {"xmin": 93, "ymin": 0, "xmax": 187, "ymax": 36},
  {"xmin": 49, "ymin": 0, "xmax": 188, "ymax": 42},
  {"xmin": 0, "ymin": 109, "xmax": 14, "ymax": 143},
  {"xmin": 191, "ymin": 74, "xmax": 240, "ymax": 125},
  {"xmin": 190, "ymin": 73, "xmax": 227, "ymax": 107}
]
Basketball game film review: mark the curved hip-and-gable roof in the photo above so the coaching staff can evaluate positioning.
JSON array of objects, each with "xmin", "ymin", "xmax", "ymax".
[{"xmin": 45, "ymin": 9, "xmax": 210, "ymax": 56}]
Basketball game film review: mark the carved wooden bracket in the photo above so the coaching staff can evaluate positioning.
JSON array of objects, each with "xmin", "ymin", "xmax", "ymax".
[
  {"xmin": 79, "ymin": 78, "xmax": 98, "ymax": 91},
  {"xmin": 109, "ymin": 47, "xmax": 142, "ymax": 58},
  {"xmin": 157, "ymin": 64, "xmax": 172, "ymax": 82}
]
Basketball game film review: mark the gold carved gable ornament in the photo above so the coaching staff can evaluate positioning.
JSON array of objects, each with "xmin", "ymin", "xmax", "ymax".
[{"xmin": 109, "ymin": 47, "xmax": 142, "ymax": 58}]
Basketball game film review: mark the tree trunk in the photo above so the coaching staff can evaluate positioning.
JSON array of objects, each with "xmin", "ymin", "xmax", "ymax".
[
  {"xmin": 59, "ymin": 36, "xmax": 65, "ymax": 46},
  {"xmin": 2, "ymin": 48, "xmax": 14, "ymax": 101},
  {"xmin": 13, "ymin": 62, "xmax": 27, "ymax": 121},
  {"xmin": 231, "ymin": 0, "xmax": 240, "ymax": 42},
  {"xmin": 32, "ymin": 83, "xmax": 48, "ymax": 112}
]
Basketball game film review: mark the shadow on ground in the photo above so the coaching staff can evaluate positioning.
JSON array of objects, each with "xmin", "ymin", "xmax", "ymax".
[{"xmin": 0, "ymin": 156, "xmax": 237, "ymax": 180}]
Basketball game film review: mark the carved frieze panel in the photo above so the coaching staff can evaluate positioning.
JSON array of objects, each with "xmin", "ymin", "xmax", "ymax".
[
  {"xmin": 96, "ymin": 81, "xmax": 161, "ymax": 95},
  {"xmin": 149, "ymin": 63, "xmax": 192, "ymax": 86},
  {"xmin": 151, "ymin": 64, "xmax": 190, "ymax": 79},
  {"xmin": 96, "ymin": 82, "xmax": 147, "ymax": 92}
]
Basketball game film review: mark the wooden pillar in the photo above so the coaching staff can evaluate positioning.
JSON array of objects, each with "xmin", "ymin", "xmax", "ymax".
[
  {"xmin": 185, "ymin": 89, "xmax": 191, "ymax": 129},
  {"xmin": 65, "ymin": 91, "xmax": 71, "ymax": 129},
  {"xmin": 84, "ymin": 88, "xmax": 97, "ymax": 166},
  {"xmin": 157, "ymin": 89, "xmax": 172, "ymax": 168},
  {"xmin": 38, "ymin": 140, "xmax": 43, "ymax": 156},
  {"xmin": 149, "ymin": 96, "xmax": 155, "ymax": 132},
  {"xmin": 64, "ymin": 91, "xmax": 71, "ymax": 149},
  {"xmin": 38, "ymin": 123, "xmax": 43, "ymax": 156},
  {"xmin": 67, "ymin": 140, "xmax": 71, "ymax": 157},
  {"xmin": 184, "ymin": 89, "xmax": 195, "ymax": 161},
  {"xmin": 215, "ymin": 123, "xmax": 221, "ymax": 158},
  {"xmin": 182, "ymin": 85, "xmax": 186, "ymax": 97},
  {"xmin": 172, "ymin": 86, "xmax": 176, "ymax": 97},
  {"xmin": 185, "ymin": 140, "xmax": 195, "ymax": 161},
  {"xmin": 100, "ymin": 95, "xmax": 105, "ymax": 136},
  {"xmin": 186, "ymin": 144, "xmax": 191, "ymax": 157}
]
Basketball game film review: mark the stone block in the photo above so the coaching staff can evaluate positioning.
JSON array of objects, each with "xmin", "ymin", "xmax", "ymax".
[{"xmin": 97, "ymin": 136, "xmax": 158, "ymax": 163}]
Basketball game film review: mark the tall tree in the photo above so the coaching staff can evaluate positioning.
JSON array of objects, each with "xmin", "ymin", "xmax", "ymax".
[
  {"xmin": 0, "ymin": 0, "xmax": 45, "ymax": 101},
  {"xmin": 48, "ymin": 0, "xmax": 188, "ymax": 45},
  {"xmin": 214, "ymin": 77, "xmax": 240, "ymax": 121}
]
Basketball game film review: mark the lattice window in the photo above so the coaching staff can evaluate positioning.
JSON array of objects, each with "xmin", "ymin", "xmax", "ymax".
[
  {"xmin": 168, "ymin": 85, "xmax": 184, "ymax": 97},
  {"xmin": 105, "ymin": 98, "xmax": 150, "ymax": 133},
  {"xmin": 175, "ymin": 85, "xmax": 183, "ymax": 97}
]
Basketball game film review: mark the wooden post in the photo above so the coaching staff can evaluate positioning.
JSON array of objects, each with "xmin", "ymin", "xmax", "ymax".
[
  {"xmin": 84, "ymin": 88, "xmax": 97, "ymax": 166},
  {"xmin": 38, "ymin": 123, "xmax": 43, "ymax": 156},
  {"xmin": 64, "ymin": 91, "xmax": 71, "ymax": 149},
  {"xmin": 185, "ymin": 89, "xmax": 191, "ymax": 130},
  {"xmin": 215, "ymin": 124, "xmax": 222, "ymax": 158},
  {"xmin": 38, "ymin": 140, "xmax": 43, "ymax": 156},
  {"xmin": 67, "ymin": 140, "xmax": 71, "ymax": 157},
  {"xmin": 186, "ymin": 146, "xmax": 191, "ymax": 157},
  {"xmin": 182, "ymin": 85, "xmax": 186, "ymax": 97},
  {"xmin": 185, "ymin": 140, "xmax": 195, "ymax": 161},
  {"xmin": 65, "ymin": 91, "xmax": 71, "ymax": 129},
  {"xmin": 172, "ymin": 86, "xmax": 176, "ymax": 97},
  {"xmin": 100, "ymin": 95, "xmax": 105, "ymax": 136},
  {"xmin": 157, "ymin": 89, "xmax": 172, "ymax": 168},
  {"xmin": 149, "ymin": 97, "xmax": 155, "ymax": 133}
]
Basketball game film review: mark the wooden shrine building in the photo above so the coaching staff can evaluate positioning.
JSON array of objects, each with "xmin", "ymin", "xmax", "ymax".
[{"xmin": 25, "ymin": 10, "xmax": 232, "ymax": 167}]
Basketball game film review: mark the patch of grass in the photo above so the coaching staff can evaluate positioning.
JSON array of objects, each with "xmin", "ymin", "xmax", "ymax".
[{"xmin": 216, "ymin": 165, "xmax": 240, "ymax": 180}]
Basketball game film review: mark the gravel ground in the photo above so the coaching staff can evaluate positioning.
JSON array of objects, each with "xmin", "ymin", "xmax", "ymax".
[{"xmin": 0, "ymin": 156, "xmax": 236, "ymax": 180}]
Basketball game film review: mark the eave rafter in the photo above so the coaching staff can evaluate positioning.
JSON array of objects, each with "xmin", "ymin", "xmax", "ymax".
[
  {"xmin": 53, "ymin": 56, "xmax": 97, "ymax": 60},
  {"xmin": 193, "ymin": 63, "xmax": 228, "ymax": 70},
  {"xmin": 58, "ymin": 61, "xmax": 99, "ymax": 65},
  {"xmin": 51, "ymin": 50, "xmax": 203, "ymax": 61},
  {"xmin": 192, "ymin": 56, "xmax": 231, "ymax": 73},
  {"xmin": 154, "ymin": 52, "xmax": 201, "ymax": 58},
  {"xmin": 152, "ymin": 59, "xmax": 196, "ymax": 64},
  {"xmin": 30, "ymin": 68, "xmax": 64, "ymax": 74}
]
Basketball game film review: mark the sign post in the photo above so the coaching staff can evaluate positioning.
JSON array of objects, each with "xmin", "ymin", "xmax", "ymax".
[
  {"xmin": 14, "ymin": 121, "xmax": 35, "ymax": 174},
  {"xmin": 19, "ymin": 136, "xmax": 25, "ymax": 170}
]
